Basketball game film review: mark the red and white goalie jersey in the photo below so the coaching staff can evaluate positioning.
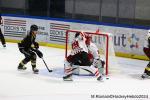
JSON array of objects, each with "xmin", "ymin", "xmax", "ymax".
[
  {"xmin": 87, "ymin": 42, "xmax": 100, "ymax": 61},
  {"xmin": 70, "ymin": 33, "xmax": 88, "ymax": 56}
]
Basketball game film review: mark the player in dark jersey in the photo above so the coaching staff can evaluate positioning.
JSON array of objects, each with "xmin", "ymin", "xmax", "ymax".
[
  {"xmin": 0, "ymin": 13, "xmax": 6, "ymax": 47},
  {"xmin": 18, "ymin": 24, "xmax": 43, "ymax": 74},
  {"xmin": 141, "ymin": 30, "xmax": 150, "ymax": 78}
]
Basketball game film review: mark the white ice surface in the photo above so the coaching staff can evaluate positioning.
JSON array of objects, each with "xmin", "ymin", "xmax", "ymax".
[{"xmin": 0, "ymin": 43, "xmax": 150, "ymax": 100}]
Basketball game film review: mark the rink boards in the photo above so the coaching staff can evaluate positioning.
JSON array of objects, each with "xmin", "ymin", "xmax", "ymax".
[{"xmin": 1, "ymin": 14, "xmax": 149, "ymax": 60}]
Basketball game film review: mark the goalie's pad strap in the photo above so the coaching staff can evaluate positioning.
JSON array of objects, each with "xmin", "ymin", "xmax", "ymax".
[
  {"xmin": 95, "ymin": 69, "xmax": 100, "ymax": 77},
  {"xmin": 64, "ymin": 67, "xmax": 73, "ymax": 75}
]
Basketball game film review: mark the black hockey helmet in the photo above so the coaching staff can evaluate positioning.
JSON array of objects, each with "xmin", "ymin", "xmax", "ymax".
[{"xmin": 30, "ymin": 24, "xmax": 38, "ymax": 31}]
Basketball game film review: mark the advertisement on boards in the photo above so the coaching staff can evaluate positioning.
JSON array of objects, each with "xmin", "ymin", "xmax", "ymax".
[
  {"xmin": 3, "ymin": 16, "xmax": 27, "ymax": 40},
  {"xmin": 49, "ymin": 22, "xmax": 70, "ymax": 44}
]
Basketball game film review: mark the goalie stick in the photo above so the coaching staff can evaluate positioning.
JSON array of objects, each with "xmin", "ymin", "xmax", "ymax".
[{"xmin": 41, "ymin": 58, "xmax": 52, "ymax": 72}]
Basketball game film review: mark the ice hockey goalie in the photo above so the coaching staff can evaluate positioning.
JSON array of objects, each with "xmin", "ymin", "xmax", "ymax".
[{"xmin": 63, "ymin": 32, "xmax": 104, "ymax": 81}]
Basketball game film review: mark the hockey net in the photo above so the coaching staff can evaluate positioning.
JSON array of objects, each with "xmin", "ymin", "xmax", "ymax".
[{"xmin": 65, "ymin": 30, "xmax": 119, "ymax": 75}]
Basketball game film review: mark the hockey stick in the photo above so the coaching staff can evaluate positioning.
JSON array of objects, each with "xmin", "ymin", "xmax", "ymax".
[{"xmin": 41, "ymin": 57, "xmax": 52, "ymax": 72}]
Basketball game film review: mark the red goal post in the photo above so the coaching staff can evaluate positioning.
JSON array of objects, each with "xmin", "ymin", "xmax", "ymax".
[{"xmin": 65, "ymin": 29, "xmax": 116, "ymax": 75}]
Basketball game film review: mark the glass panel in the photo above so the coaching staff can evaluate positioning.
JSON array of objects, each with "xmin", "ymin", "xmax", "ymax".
[
  {"xmin": 1, "ymin": 0, "xmax": 26, "ymax": 8},
  {"xmin": 101, "ymin": 0, "xmax": 117, "ymax": 23},
  {"xmin": 135, "ymin": 0, "xmax": 150, "ymax": 26},
  {"xmin": 50, "ymin": 0, "xmax": 65, "ymax": 18},
  {"xmin": 65, "ymin": 0, "xmax": 74, "ymax": 18},
  {"xmin": 0, "ymin": 0, "xmax": 26, "ymax": 14},
  {"xmin": 118, "ymin": 0, "xmax": 135, "ymax": 25},
  {"xmin": 74, "ymin": 0, "xmax": 100, "ymax": 21},
  {"xmin": 28, "ymin": 0, "xmax": 48, "ymax": 16}
]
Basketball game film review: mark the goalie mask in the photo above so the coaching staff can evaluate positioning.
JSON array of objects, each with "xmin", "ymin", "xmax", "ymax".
[
  {"xmin": 75, "ymin": 32, "xmax": 80, "ymax": 38},
  {"xmin": 74, "ymin": 32, "xmax": 86, "ymax": 41}
]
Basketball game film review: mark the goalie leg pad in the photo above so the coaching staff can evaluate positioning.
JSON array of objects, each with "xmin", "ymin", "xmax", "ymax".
[
  {"xmin": 80, "ymin": 66, "xmax": 101, "ymax": 78},
  {"xmin": 64, "ymin": 60, "xmax": 73, "ymax": 75},
  {"xmin": 92, "ymin": 59, "xmax": 105, "ymax": 75},
  {"xmin": 63, "ymin": 60, "xmax": 73, "ymax": 81}
]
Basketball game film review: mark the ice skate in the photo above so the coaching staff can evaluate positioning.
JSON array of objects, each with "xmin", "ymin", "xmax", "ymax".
[
  {"xmin": 63, "ymin": 74, "xmax": 73, "ymax": 81},
  {"xmin": 18, "ymin": 64, "xmax": 27, "ymax": 70},
  {"xmin": 141, "ymin": 73, "xmax": 149, "ymax": 79},
  {"xmin": 32, "ymin": 67, "xmax": 39, "ymax": 74},
  {"xmin": 97, "ymin": 75, "xmax": 104, "ymax": 82},
  {"xmin": 3, "ymin": 44, "xmax": 6, "ymax": 48}
]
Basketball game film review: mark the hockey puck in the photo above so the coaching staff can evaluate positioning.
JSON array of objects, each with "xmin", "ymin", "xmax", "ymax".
[{"xmin": 106, "ymin": 77, "xmax": 109, "ymax": 80}]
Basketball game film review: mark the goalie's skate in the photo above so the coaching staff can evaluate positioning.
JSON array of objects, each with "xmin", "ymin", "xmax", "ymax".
[
  {"xmin": 97, "ymin": 75, "xmax": 104, "ymax": 82},
  {"xmin": 32, "ymin": 68, "xmax": 39, "ymax": 74},
  {"xmin": 63, "ymin": 74, "xmax": 73, "ymax": 81},
  {"xmin": 141, "ymin": 73, "xmax": 149, "ymax": 79}
]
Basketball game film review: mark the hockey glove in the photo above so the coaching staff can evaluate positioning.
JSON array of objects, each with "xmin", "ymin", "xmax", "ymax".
[
  {"xmin": 34, "ymin": 42, "xmax": 39, "ymax": 49},
  {"xmin": 35, "ymin": 49, "xmax": 43, "ymax": 58}
]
